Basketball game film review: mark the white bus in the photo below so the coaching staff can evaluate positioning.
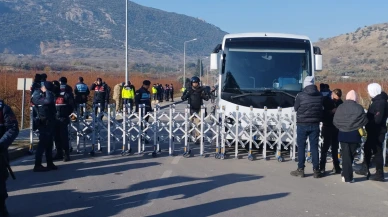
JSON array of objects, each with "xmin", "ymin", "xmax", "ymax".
[{"xmin": 210, "ymin": 33, "xmax": 323, "ymax": 157}]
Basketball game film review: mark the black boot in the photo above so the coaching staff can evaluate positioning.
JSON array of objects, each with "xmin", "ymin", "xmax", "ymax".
[
  {"xmin": 332, "ymin": 166, "xmax": 342, "ymax": 174},
  {"xmin": 313, "ymin": 169, "xmax": 322, "ymax": 178},
  {"xmin": 63, "ymin": 153, "xmax": 70, "ymax": 162},
  {"xmin": 33, "ymin": 164, "xmax": 50, "ymax": 172},
  {"xmin": 47, "ymin": 163, "xmax": 58, "ymax": 170},
  {"xmin": 290, "ymin": 168, "xmax": 305, "ymax": 177},
  {"xmin": 371, "ymin": 169, "xmax": 385, "ymax": 182}
]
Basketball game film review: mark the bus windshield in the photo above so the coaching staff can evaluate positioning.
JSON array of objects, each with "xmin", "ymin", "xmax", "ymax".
[{"xmin": 221, "ymin": 37, "xmax": 312, "ymax": 94}]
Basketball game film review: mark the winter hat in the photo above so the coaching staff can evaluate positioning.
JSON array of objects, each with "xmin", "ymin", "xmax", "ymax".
[
  {"xmin": 303, "ymin": 76, "xmax": 314, "ymax": 88},
  {"xmin": 367, "ymin": 83, "xmax": 382, "ymax": 98},
  {"xmin": 345, "ymin": 90, "xmax": 358, "ymax": 102}
]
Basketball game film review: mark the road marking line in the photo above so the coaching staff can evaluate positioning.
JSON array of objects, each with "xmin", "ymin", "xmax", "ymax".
[
  {"xmin": 171, "ymin": 156, "xmax": 181, "ymax": 164},
  {"xmin": 144, "ymin": 170, "xmax": 172, "ymax": 207}
]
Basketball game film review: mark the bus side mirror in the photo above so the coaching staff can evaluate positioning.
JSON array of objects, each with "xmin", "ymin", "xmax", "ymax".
[
  {"xmin": 210, "ymin": 53, "xmax": 219, "ymax": 70},
  {"xmin": 313, "ymin": 46, "xmax": 322, "ymax": 71},
  {"xmin": 314, "ymin": 54, "xmax": 322, "ymax": 71}
]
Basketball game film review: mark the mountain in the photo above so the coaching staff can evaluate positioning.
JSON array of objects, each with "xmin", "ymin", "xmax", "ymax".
[
  {"xmin": 0, "ymin": 0, "xmax": 227, "ymax": 70},
  {"xmin": 314, "ymin": 23, "xmax": 388, "ymax": 81}
]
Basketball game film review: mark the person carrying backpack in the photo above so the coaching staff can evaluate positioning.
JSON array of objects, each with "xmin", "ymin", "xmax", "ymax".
[
  {"xmin": 181, "ymin": 76, "xmax": 209, "ymax": 144},
  {"xmin": 53, "ymin": 77, "xmax": 74, "ymax": 162},
  {"xmin": 0, "ymin": 99, "xmax": 19, "ymax": 217}
]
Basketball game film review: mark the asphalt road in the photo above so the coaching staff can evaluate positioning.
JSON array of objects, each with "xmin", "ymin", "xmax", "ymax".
[{"xmin": 7, "ymin": 102, "xmax": 388, "ymax": 217}]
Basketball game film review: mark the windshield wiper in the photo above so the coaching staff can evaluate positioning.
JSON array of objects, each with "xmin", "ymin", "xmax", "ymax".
[
  {"xmin": 230, "ymin": 90, "xmax": 296, "ymax": 99},
  {"xmin": 266, "ymin": 90, "xmax": 296, "ymax": 98},
  {"xmin": 230, "ymin": 92, "xmax": 269, "ymax": 99}
]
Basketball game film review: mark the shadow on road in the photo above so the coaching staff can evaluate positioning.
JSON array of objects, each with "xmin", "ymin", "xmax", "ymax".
[{"xmin": 7, "ymin": 171, "xmax": 284, "ymax": 217}]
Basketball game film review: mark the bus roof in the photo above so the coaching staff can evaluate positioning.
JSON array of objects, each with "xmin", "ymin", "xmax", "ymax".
[{"xmin": 223, "ymin": 33, "xmax": 310, "ymax": 41}]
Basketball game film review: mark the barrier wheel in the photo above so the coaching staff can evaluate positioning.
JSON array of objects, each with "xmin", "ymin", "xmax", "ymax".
[
  {"xmin": 97, "ymin": 149, "xmax": 102, "ymax": 153},
  {"xmin": 265, "ymin": 157, "xmax": 270, "ymax": 161},
  {"xmin": 121, "ymin": 151, "xmax": 125, "ymax": 156},
  {"xmin": 220, "ymin": 154, "xmax": 225, "ymax": 160},
  {"xmin": 152, "ymin": 152, "xmax": 157, "ymax": 158},
  {"xmin": 248, "ymin": 155, "xmax": 254, "ymax": 161},
  {"xmin": 306, "ymin": 157, "xmax": 312, "ymax": 163},
  {"xmin": 214, "ymin": 153, "xmax": 219, "ymax": 159},
  {"xmin": 89, "ymin": 151, "xmax": 95, "ymax": 156},
  {"xmin": 278, "ymin": 157, "xmax": 284, "ymax": 162}
]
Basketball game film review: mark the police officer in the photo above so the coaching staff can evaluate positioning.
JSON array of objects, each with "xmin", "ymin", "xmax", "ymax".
[
  {"xmin": 135, "ymin": 80, "xmax": 152, "ymax": 143},
  {"xmin": 90, "ymin": 78, "xmax": 109, "ymax": 120},
  {"xmin": 53, "ymin": 77, "xmax": 74, "ymax": 162},
  {"xmin": 74, "ymin": 77, "xmax": 90, "ymax": 117},
  {"xmin": 122, "ymin": 81, "xmax": 135, "ymax": 113},
  {"xmin": 0, "ymin": 100, "xmax": 19, "ymax": 217},
  {"xmin": 31, "ymin": 81, "xmax": 58, "ymax": 172},
  {"xmin": 181, "ymin": 76, "xmax": 209, "ymax": 144}
]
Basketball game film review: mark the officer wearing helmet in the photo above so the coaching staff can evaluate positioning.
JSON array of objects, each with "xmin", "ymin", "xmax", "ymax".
[{"xmin": 181, "ymin": 76, "xmax": 209, "ymax": 144}]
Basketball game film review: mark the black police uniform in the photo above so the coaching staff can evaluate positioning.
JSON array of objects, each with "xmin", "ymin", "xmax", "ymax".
[
  {"xmin": 90, "ymin": 79, "xmax": 109, "ymax": 119},
  {"xmin": 135, "ymin": 84, "xmax": 152, "ymax": 139},
  {"xmin": 31, "ymin": 82, "xmax": 57, "ymax": 171},
  {"xmin": 0, "ymin": 100, "xmax": 19, "ymax": 216},
  {"xmin": 181, "ymin": 86, "xmax": 209, "ymax": 115},
  {"xmin": 54, "ymin": 81, "xmax": 74, "ymax": 161}
]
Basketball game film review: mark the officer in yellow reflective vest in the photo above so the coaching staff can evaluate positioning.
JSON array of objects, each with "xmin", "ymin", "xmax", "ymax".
[
  {"xmin": 121, "ymin": 81, "xmax": 135, "ymax": 113},
  {"xmin": 152, "ymin": 84, "xmax": 158, "ymax": 102}
]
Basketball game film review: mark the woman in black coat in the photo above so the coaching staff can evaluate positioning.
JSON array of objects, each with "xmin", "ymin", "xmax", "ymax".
[
  {"xmin": 356, "ymin": 83, "xmax": 387, "ymax": 181},
  {"xmin": 333, "ymin": 90, "xmax": 368, "ymax": 183}
]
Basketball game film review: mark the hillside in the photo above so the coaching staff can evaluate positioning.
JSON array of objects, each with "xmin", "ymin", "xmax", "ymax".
[
  {"xmin": 0, "ymin": 0, "xmax": 227, "ymax": 69},
  {"xmin": 315, "ymin": 23, "xmax": 388, "ymax": 81}
]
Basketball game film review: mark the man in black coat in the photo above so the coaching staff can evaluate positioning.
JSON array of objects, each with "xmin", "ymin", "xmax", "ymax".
[
  {"xmin": 0, "ymin": 100, "xmax": 19, "ymax": 216},
  {"xmin": 320, "ymin": 88, "xmax": 343, "ymax": 175},
  {"xmin": 356, "ymin": 83, "xmax": 387, "ymax": 181},
  {"xmin": 31, "ymin": 81, "xmax": 58, "ymax": 172},
  {"xmin": 181, "ymin": 76, "xmax": 209, "ymax": 144},
  {"xmin": 290, "ymin": 76, "xmax": 323, "ymax": 178}
]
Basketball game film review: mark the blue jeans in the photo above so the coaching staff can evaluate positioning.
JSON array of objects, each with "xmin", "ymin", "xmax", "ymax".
[{"xmin": 297, "ymin": 124, "xmax": 320, "ymax": 170}]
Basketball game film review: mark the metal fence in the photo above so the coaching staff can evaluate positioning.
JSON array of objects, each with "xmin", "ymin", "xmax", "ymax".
[{"xmin": 28, "ymin": 103, "xmax": 387, "ymax": 166}]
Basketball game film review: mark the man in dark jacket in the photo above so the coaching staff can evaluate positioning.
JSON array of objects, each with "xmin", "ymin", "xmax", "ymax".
[
  {"xmin": 135, "ymin": 80, "xmax": 152, "ymax": 144},
  {"xmin": 53, "ymin": 77, "xmax": 74, "ymax": 162},
  {"xmin": 181, "ymin": 76, "xmax": 209, "ymax": 144},
  {"xmin": 90, "ymin": 78, "xmax": 109, "ymax": 119},
  {"xmin": 74, "ymin": 77, "xmax": 90, "ymax": 116},
  {"xmin": 320, "ymin": 88, "xmax": 343, "ymax": 175},
  {"xmin": 290, "ymin": 76, "xmax": 323, "ymax": 178},
  {"xmin": 0, "ymin": 100, "xmax": 19, "ymax": 217},
  {"xmin": 31, "ymin": 81, "xmax": 58, "ymax": 172},
  {"xmin": 356, "ymin": 83, "xmax": 387, "ymax": 181}
]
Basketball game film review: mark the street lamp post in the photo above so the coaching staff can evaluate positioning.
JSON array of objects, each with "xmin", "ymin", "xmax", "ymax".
[
  {"xmin": 183, "ymin": 38, "xmax": 197, "ymax": 88},
  {"xmin": 199, "ymin": 56, "xmax": 208, "ymax": 83},
  {"xmin": 125, "ymin": 0, "xmax": 128, "ymax": 85},
  {"xmin": 249, "ymin": 76, "xmax": 255, "ymax": 88}
]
